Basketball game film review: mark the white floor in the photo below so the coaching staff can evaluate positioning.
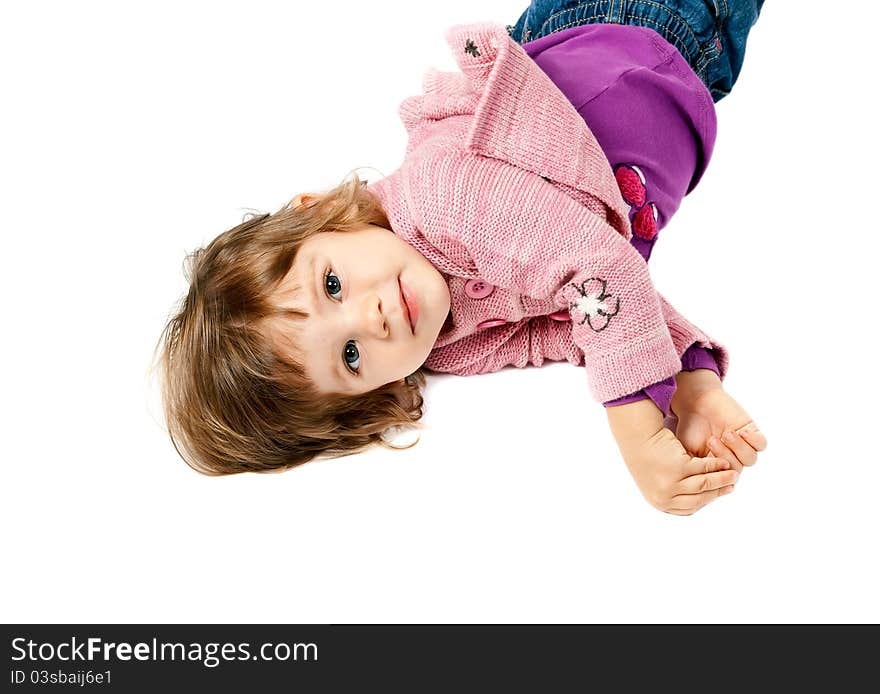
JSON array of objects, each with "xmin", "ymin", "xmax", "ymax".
[{"xmin": 2, "ymin": 1, "xmax": 877, "ymax": 623}]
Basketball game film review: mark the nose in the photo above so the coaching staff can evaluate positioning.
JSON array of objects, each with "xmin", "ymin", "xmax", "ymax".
[{"xmin": 351, "ymin": 292, "xmax": 388, "ymax": 338}]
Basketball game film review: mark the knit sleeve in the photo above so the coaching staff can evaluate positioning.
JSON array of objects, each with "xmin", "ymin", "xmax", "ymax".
[
  {"xmin": 406, "ymin": 149, "xmax": 682, "ymax": 402},
  {"xmin": 656, "ymin": 292, "xmax": 729, "ymax": 380},
  {"xmin": 469, "ymin": 316, "xmax": 585, "ymax": 373},
  {"xmin": 460, "ymin": 304, "xmax": 723, "ymax": 419}
]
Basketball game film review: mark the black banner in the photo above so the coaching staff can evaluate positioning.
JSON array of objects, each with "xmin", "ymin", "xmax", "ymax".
[{"xmin": 2, "ymin": 624, "xmax": 877, "ymax": 691}]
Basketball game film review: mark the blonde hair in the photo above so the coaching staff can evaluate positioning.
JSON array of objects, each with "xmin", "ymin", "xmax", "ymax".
[{"xmin": 153, "ymin": 171, "xmax": 427, "ymax": 475}]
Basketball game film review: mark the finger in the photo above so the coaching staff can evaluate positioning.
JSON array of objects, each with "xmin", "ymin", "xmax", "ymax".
[
  {"xmin": 721, "ymin": 430, "xmax": 758, "ymax": 467},
  {"xmin": 669, "ymin": 484, "xmax": 736, "ymax": 513},
  {"xmin": 737, "ymin": 425, "xmax": 768, "ymax": 452},
  {"xmin": 707, "ymin": 436, "xmax": 744, "ymax": 473},
  {"xmin": 681, "ymin": 454, "xmax": 730, "ymax": 480},
  {"xmin": 677, "ymin": 468, "xmax": 739, "ymax": 495}
]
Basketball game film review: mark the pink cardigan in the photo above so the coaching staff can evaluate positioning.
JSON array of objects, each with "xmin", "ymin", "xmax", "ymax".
[{"xmin": 367, "ymin": 22, "xmax": 729, "ymax": 403}]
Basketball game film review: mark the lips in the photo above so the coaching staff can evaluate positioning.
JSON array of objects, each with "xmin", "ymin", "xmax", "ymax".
[{"xmin": 399, "ymin": 279, "xmax": 418, "ymax": 334}]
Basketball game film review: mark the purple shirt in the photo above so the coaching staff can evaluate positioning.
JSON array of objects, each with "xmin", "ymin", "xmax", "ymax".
[{"xmin": 520, "ymin": 23, "xmax": 719, "ymax": 415}]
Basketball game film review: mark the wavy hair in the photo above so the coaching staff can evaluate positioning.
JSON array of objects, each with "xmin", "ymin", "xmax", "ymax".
[{"xmin": 153, "ymin": 171, "xmax": 427, "ymax": 475}]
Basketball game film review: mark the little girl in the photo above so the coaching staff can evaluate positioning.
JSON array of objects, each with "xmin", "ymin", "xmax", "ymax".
[{"xmin": 156, "ymin": 0, "xmax": 768, "ymax": 515}]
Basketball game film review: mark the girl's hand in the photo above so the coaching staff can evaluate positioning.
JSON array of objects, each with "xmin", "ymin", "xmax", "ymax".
[
  {"xmin": 629, "ymin": 426, "xmax": 739, "ymax": 515},
  {"xmin": 670, "ymin": 370, "xmax": 768, "ymax": 472},
  {"xmin": 607, "ymin": 399, "xmax": 739, "ymax": 515}
]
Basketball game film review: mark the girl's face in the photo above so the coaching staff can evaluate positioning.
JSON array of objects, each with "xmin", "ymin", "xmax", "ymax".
[{"xmin": 270, "ymin": 223, "xmax": 452, "ymax": 395}]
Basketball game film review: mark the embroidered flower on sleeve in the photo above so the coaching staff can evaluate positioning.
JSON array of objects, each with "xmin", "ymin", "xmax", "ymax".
[
  {"xmin": 562, "ymin": 277, "xmax": 620, "ymax": 332},
  {"xmin": 464, "ymin": 39, "xmax": 481, "ymax": 57}
]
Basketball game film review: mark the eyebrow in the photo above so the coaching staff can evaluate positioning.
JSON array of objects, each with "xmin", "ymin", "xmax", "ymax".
[{"xmin": 310, "ymin": 256, "xmax": 351, "ymax": 391}]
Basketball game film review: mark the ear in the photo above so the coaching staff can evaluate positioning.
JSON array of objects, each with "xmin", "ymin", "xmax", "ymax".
[{"xmin": 291, "ymin": 193, "xmax": 318, "ymax": 208}]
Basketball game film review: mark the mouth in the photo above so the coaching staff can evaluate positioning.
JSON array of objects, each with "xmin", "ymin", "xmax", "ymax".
[{"xmin": 399, "ymin": 278, "xmax": 418, "ymax": 334}]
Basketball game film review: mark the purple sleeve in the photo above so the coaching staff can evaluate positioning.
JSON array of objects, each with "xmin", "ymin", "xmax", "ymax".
[
  {"xmin": 680, "ymin": 344, "xmax": 720, "ymax": 375},
  {"xmin": 603, "ymin": 376, "xmax": 676, "ymax": 416},
  {"xmin": 602, "ymin": 344, "xmax": 720, "ymax": 415}
]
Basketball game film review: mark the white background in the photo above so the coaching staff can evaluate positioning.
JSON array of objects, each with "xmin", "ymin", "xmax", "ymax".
[{"xmin": 2, "ymin": 1, "xmax": 878, "ymax": 624}]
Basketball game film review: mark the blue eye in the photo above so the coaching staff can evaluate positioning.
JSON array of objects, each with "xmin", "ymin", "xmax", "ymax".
[
  {"xmin": 324, "ymin": 269, "xmax": 360, "ymax": 376},
  {"xmin": 343, "ymin": 341, "xmax": 360, "ymax": 373},
  {"xmin": 324, "ymin": 270, "xmax": 343, "ymax": 300}
]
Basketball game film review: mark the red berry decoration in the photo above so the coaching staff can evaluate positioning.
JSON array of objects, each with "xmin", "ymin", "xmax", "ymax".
[
  {"xmin": 614, "ymin": 164, "xmax": 646, "ymax": 208},
  {"xmin": 633, "ymin": 203, "xmax": 658, "ymax": 240}
]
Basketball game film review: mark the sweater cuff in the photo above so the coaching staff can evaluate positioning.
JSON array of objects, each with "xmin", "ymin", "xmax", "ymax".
[
  {"xmin": 585, "ymin": 328, "xmax": 682, "ymax": 402},
  {"xmin": 603, "ymin": 376, "xmax": 677, "ymax": 417},
  {"xmin": 681, "ymin": 343, "xmax": 720, "ymax": 376}
]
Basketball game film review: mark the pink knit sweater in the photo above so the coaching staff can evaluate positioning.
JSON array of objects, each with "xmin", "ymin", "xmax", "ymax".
[{"xmin": 367, "ymin": 22, "xmax": 729, "ymax": 402}]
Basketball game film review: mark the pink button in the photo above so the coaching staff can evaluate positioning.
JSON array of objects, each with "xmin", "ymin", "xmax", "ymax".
[
  {"xmin": 548, "ymin": 310, "xmax": 571, "ymax": 322},
  {"xmin": 476, "ymin": 319, "xmax": 507, "ymax": 330},
  {"xmin": 464, "ymin": 279, "xmax": 495, "ymax": 299}
]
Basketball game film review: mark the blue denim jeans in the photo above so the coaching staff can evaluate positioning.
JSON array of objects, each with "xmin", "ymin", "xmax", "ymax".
[{"xmin": 506, "ymin": 0, "xmax": 764, "ymax": 101}]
